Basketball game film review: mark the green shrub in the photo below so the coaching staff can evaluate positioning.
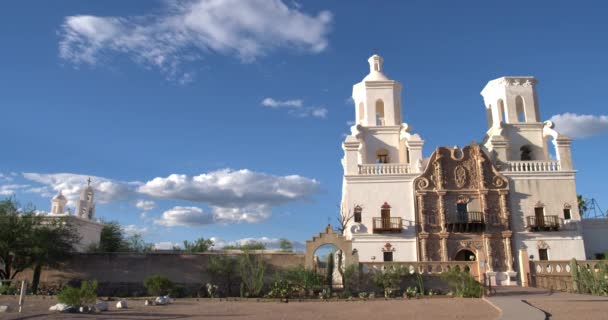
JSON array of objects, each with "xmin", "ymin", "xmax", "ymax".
[
  {"xmin": 0, "ymin": 284, "xmax": 18, "ymax": 295},
  {"xmin": 266, "ymin": 279, "xmax": 295, "ymax": 299},
  {"xmin": 282, "ymin": 265, "xmax": 323, "ymax": 295},
  {"xmin": 169, "ymin": 284, "xmax": 187, "ymax": 298},
  {"xmin": 238, "ymin": 252, "xmax": 266, "ymax": 297},
  {"xmin": 570, "ymin": 258, "xmax": 608, "ymax": 296},
  {"xmin": 57, "ymin": 280, "xmax": 98, "ymax": 306},
  {"xmin": 440, "ymin": 269, "xmax": 482, "ymax": 298},
  {"xmin": 144, "ymin": 275, "xmax": 173, "ymax": 296}
]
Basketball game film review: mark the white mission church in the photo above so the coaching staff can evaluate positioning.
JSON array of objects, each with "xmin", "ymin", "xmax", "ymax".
[
  {"xmin": 340, "ymin": 53, "xmax": 597, "ymax": 285},
  {"xmin": 43, "ymin": 53, "xmax": 605, "ymax": 286}
]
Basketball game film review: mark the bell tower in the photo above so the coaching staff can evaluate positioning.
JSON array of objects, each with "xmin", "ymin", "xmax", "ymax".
[
  {"xmin": 50, "ymin": 190, "xmax": 67, "ymax": 215},
  {"xmin": 352, "ymin": 54, "xmax": 403, "ymax": 127},
  {"xmin": 76, "ymin": 178, "xmax": 96, "ymax": 220}
]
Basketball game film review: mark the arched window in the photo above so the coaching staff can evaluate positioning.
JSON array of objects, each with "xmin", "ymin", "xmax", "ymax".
[
  {"xmin": 563, "ymin": 204, "xmax": 572, "ymax": 220},
  {"xmin": 381, "ymin": 202, "xmax": 391, "ymax": 219},
  {"xmin": 486, "ymin": 106, "xmax": 493, "ymax": 128},
  {"xmin": 376, "ymin": 149, "xmax": 389, "ymax": 163},
  {"xmin": 520, "ymin": 145, "xmax": 533, "ymax": 161},
  {"xmin": 498, "ymin": 99, "xmax": 506, "ymax": 123},
  {"xmin": 358, "ymin": 102, "xmax": 364, "ymax": 123},
  {"xmin": 375, "ymin": 99, "xmax": 385, "ymax": 126},
  {"xmin": 354, "ymin": 205, "xmax": 362, "ymax": 223},
  {"xmin": 516, "ymin": 96, "xmax": 525, "ymax": 123}
]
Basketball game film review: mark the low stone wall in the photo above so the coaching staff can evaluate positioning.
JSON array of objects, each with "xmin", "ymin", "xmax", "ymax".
[
  {"xmin": 15, "ymin": 251, "xmax": 305, "ymax": 296},
  {"xmin": 529, "ymin": 260, "xmax": 604, "ymax": 292}
]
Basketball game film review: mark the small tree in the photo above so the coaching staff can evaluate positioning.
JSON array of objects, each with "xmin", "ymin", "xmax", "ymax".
[
  {"xmin": 30, "ymin": 218, "xmax": 80, "ymax": 293},
  {"xmin": 325, "ymin": 253, "xmax": 334, "ymax": 288},
  {"xmin": 207, "ymin": 256, "xmax": 239, "ymax": 296},
  {"xmin": 239, "ymin": 251, "xmax": 266, "ymax": 297},
  {"xmin": 183, "ymin": 238, "xmax": 214, "ymax": 252},
  {"xmin": 279, "ymin": 239, "xmax": 293, "ymax": 252},
  {"xmin": 144, "ymin": 275, "xmax": 174, "ymax": 296},
  {"xmin": 96, "ymin": 222, "xmax": 125, "ymax": 252},
  {"xmin": 0, "ymin": 198, "xmax": 41, "ymax": 280},
  {"xmin": 335, "ymin": 205, "xmax": 354, "ymax": 235},
  {"xmin": 578, "ymin": 195, "xmax": 588, "ymax": 217},
  {"xmin": 223, "ymin": 241, "xmax": 266, "ymax": 251},
  {"xmin": 57, "ymin": 280, "xmax": 98, "ymax": 306}
]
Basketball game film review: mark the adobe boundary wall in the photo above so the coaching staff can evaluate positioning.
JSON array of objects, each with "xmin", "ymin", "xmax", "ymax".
[{"xmin": 15, "ymin": 251, "xmax": 305, "ymax": 296}]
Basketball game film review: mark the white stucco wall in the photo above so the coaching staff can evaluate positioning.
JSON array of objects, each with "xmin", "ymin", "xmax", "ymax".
[
  {"xmin": 353, "ymin": 237, "xmax": 418, "ymax": 262},
  {"xmin": 507, "ymin": 173, "xmax": 586, "ymax": 261},
  {"xmin": 582, "ymin": 219, "xmax": 608, "ymax": 259}
]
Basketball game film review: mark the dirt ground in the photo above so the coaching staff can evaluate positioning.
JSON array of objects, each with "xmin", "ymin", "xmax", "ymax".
[
  {"xmin": 0, "ymin": 295, "xmax": 499, "ymax": 320},
  {"xmin": 527, "ymin": 298, "xmax": 608, "ymax": 320}
]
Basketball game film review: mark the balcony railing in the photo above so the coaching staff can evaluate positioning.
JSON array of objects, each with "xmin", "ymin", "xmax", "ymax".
[
  {"xmin": 526, "ymin": 215, "xmax": 561, "ymax": 231},
  {"xmin": 445, "ymin": 211, "xmax": 485, "ymax": 233},
  {"xmin": 505, "ymin": 161, "xmax": 561, "ymax": 172},
  {"xmin": 358, "ymin": 163, "xmax": 410, "ymax": 175},
  {"xmin": 373, "ymin": 217, "xmax": 403, "ymax": 233}
]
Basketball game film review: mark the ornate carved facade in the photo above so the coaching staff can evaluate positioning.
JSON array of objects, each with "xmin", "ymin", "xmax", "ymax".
[{"xmin": 414, "ymin": 143, "xmax": 514, "ymax": 272}]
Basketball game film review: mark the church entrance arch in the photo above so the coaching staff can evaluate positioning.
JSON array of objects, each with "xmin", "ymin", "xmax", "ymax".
[
  {"xmin": 454, "ymin": 249, "xmax": 476, "ymax": 262},
  {"xmin": 305, "ymin": 226, "xmax": 357, "ymax": 270}
]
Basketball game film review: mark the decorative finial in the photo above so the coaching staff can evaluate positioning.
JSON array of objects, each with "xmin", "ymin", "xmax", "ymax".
[{"xmin": 87, "ymin": 177, "xmax": 92, "ymax": 186}]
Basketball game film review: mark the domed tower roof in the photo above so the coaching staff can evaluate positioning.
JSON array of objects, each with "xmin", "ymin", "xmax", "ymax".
[
  {"xmin": 52, "ymin": 190, "xmax": 67, "ymax": 201},
  {"xmin": 363, "ymin": 54, "xmax": 389, "ymax": 81}
]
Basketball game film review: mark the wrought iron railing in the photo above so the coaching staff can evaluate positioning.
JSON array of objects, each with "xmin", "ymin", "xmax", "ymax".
[
  {"xmin": 446, "ymin": 211, "xmax": 484, "ymax": 224},
  {"xmin": 372, "ymin": 217, "xmax": 403, "ymax": 233},
  {"xmin": 525, "ymin": 215, "xmax": 561, "ymax": 231}
]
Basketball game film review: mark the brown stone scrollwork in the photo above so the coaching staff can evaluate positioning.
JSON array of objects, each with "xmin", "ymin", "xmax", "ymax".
[
  {"xmin": 417, "ymin": 177, "xmax": 430, "ymax": 189},
  {"xmin": 492, "ymin": 176, "xmax": 505, "ymax": 188},
  {"xmin": 454, "ymin": 165, "xmax": 467, "ymax": 188}
]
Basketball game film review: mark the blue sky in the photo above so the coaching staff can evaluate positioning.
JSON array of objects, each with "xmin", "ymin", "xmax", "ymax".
[{"xmin": 1, "ymin": 0, "xmax": 607, "ymax": 249}]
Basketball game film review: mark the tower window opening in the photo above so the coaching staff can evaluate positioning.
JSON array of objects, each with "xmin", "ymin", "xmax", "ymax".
[
  {"xmin": 563, "ymin": 208, "xmax": 571, "ymax": 220},
  {"xmin": 375, "ymin": 99, "xmax": 385, "ymax": 126},
  {"xmin": 516, "ymin": 96, "xmax": 526, "ymax": 123},
  {"xmin": 498, "ymin": 99, "xmax": 506, "ymax": 123},
  {"xmin": 354, "ymin": 205, "xmax": 362, "ymax": 223},
  {"xmin": 374, "ymin": 63, "xmax": 379, "ymax": 71},
  {"xmin": 520, "ymin": 145, "xmax": 533, "ymax": 161},
  {"xmin": 377, "ymin": 149, "xmax": 389, "ymax": 163}
]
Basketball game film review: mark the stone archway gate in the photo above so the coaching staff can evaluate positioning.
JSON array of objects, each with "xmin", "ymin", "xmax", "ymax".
[{"xmin": 305, "ymin": 225, "xmax": 358, "ymax": 269}]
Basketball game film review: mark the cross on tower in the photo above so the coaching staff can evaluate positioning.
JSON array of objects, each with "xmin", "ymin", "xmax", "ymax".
[{"xmin": 87, "ymin": 177, "xmax": 92, "ymax": 186}]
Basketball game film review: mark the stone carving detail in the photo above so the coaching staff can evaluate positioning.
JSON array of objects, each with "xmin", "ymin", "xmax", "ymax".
[
  {"xmin": 458, "ymin": 240, "xmax": 484, "ymax": 250},
  {"xmin": 454, "ymin": 165, "xmax": 467, "ymax": 188},
  {"xmin": 417, "ymin": 177, "xmax": 430, "ymax": 190},
  {"xmin": 413, "ymin": 144, "xmax": 511, "ymax": 263},
  {"xmin": 492, "ymin": 176, "xmax": 505, "ymax": 188},
  {"xmin": 537, "ymin": 240, "xmax": 550, "ymax": 250},
  {"xmin": 382, "ymin": 242, "xmax": 395, "ymax": 252}
]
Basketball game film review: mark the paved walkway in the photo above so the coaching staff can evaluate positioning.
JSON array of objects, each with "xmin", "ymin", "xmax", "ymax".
[{"xmin": 484, "ymin": 286, "xmax": 608, "ymax": 320}]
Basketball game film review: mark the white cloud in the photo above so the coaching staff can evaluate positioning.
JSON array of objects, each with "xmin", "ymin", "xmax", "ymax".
[
  {"xmin": 22, "ymin": 169, "xmax": 319, "ymax": 225},
  {"xmin": 22, "ymin": 173, "xmax": 138, "ymax": 206},
  {"xmin": 155, "ymin": 206, "xmax": 214, "ymax": 227},
  {"xmin": 260, "ymin": 97, "xmax": 328, "ymax": 119},
  {"xmin": 139, "ymin": 169, "xmax": 318, "ymax": 207},
  {"xmin": 0, "ymin": 173, "xmax": 14, "ymax": 182},
  {"xmin": 122, "ymin": 224, "xmax": 149, "ymax": 236},
  {"xmin": 0, "ymin": 184, "xmax": 29, "ymax": 196},
  {"xmin": 135, "ymin": 199, "xmax": 156, "ymax": 211},
  {"xmin": 550, "ymin": 113, "xmax": 608, "ymax": 139},
  {"xmin": 261, "ymin": 98, "xmax": 303, "ymax": 108},
  {"xmin": 59, "ymin": 0, "xmax": 332, "ymax": 81}
]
